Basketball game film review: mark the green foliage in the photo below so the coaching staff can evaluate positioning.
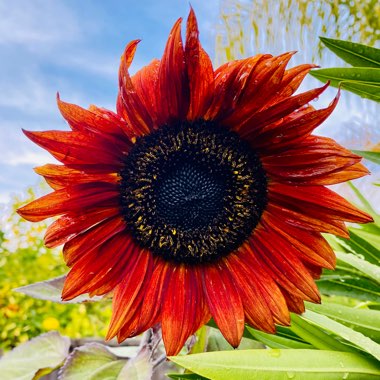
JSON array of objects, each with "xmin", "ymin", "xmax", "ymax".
[
  {"xmin": 319, "ymin": 37, "xmax": 380, "ymax": 68},
  {"xmin": 169, "ymin": 350, "xmax": 380, "ymax": 380},
  {"xmin": 216, "ymin": 0, "xmax": 380, "ymax": 65},
  {"xmin": 0, "ymin": 189, "xmax": 112, "ymax": 351},
  {"xmin": 0, "ymin": 331, "xmax": 70, "ymax": 380},
  {"xmin": 0, "ymin": 335, "xmax": 153, "ymax": 380},
  {"xmin": 58, "ymin": 343, "xmax": 127, "ymax": 380},
  {"xmin": 352, "ymin": 151, "xmax": 380, "ymax": 165},
  {"xmin": 310, "ymin": 38, "xmax": 380, "ymax": 102}
]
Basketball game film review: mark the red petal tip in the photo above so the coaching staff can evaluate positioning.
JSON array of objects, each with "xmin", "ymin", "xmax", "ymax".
[{"xmin": 22, "ymin": 129, "xmax": 35, "ymax": 141}]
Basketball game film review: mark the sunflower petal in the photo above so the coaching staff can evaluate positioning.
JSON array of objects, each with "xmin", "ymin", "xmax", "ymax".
[
  {"xmin": 162, "ymin": 265, "xmax": 206, "ymax": 356},
  {"xmin": 262, "ymin": 213, "xmax": 336, "ymax": 269},
  {"xmin": 57, "ymin": 95, "xmax": 130, "ymax": 143},
  {"xmin": 250, "ymin": 93, "xmax": 339, "ymax": 150},
  {"xmin": 17, "ymin": 182, "xmax": 119, "ymax": 222},
  {"xmin": 237, "ymin": 82, "xmax": 329, "ymax": 134},
  {"xmin": 223, "ymin": 53, "xmax": 295, "ymax": 127},
  {"xmin": 132, "ymin": 59, "xmax": 161, "ymax": 127},
  {"xmin": 270, "ymin": 183, "xmax": 373, "ymax": 224},
  {"xmin": 265, "ymin": 63, "xmax": 317, "ymax": 106},
  {"xmin": 106, "ymin": 249, "xmax": 153, "ymax": 340},
  {"xmin": 253, "ymin": 228, "xmax": 321, "ymax": 303},
  {"xmin": 204, "ymin": 55, "xmax": 271, "ymax": 121},
  {"xmin": 44, "ymin": 207, "xmax": 119, "ymax": 248},
  {"xmin": 117, "ymin": 40, "xmax": 155, "ymax": 135},
  {"xmin": 185, "ymin": 7, "xmax": 214, "ymax": 120},
  {"xmin": 134, "ymin": 259, "xmax": 171, "ymax": 334},
  {"xmin": 62, "ymin": 216, "xmax": 126, "ymax": 267},
  {"xmin": 202, "ymin": 262, "xmax": 244, "ymax": 348},
  {"xmin": 34, "ymin": 164, "xmax": 118, "ymax": 190},
  {"xmin": 226, "ymin": 253, "xmax": 276, "ymax": 333},
  {"xmin": 158, "ymin": 18, "xmax": 189, "ymax": 123},
  {"xmin": 22, "ymin": 130, "xmax": 122, "ymax": 167},
  {"xmin": 62, "ymin": 232, "xmax": 138, "ymax": 300}
]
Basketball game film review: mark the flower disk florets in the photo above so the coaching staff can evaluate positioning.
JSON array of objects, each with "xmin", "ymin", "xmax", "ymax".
[{"xmin": 120, "ymin": 120, "xmax": 267, "ymax": 264}]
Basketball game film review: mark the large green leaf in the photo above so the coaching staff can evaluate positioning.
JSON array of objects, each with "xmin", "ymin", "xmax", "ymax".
[
  {"xmin": 319, "ymin": 37, "xmax": 380, "ymax": 68},
  {"xmin": 350, "ymin": 227, "xmax": 380, "ymax": 253},
  {"xmin": 59, "ymin": 343, "xmax": 126, "ymax": 380},
  {"xmin": 290, "ymin": 314, "xmax": 356, "ymax": 353},
  {"xmin": 317, "ymin": 274, "xmax": 380, "ymax": 302},
  {"xmin": 301, "ymin": 310, "xmax": 380, "ymax": 360},
  {"xmin": 246, "ymin": 326, "xmax": 313, "ymax": 349},
  {"xmin": 0, "ymin": 331, "xmax": 70, "ymax": 380},
  {"xmin": 336, "ymin": 230, "xmax": 380, "ymax": 265},
  {"xmin": 340, "ymin": 82, "xmax": 380, "ymax": 102},
  {"xmin": 335, "ymin": 252, "xmax": 380, "ymax": 284},
  {"xmin": 169, "ymin": 350, "xmax": 380, "ymax": 380},
  {"xmin": 347, "ymin": 182, "xmax": 378, "ymax": 217},
  {"xmin": 306, "ymin": 303, "xmax": 380, "ymax": 343},
  {"xmin": 207, "ymin": 329, "xmax": 264, "ymax": 352},
  {"xmin": 310, "ymin": 67, "xmax": 380, "ymax": 87}
]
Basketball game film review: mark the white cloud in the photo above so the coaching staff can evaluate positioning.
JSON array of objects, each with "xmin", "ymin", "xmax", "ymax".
[
  {"xmin": 1, "ymin": 150, "xmax": 55, "ymax": 166},
  {"xmin": 0, "ymin": 74, "xmax": 58, "ymax": 115},
  {"xmin": 63, "ymin": 54, "xmax": 120, "ymax": 79},
  {"xmin": 0, "ymin": 0, "xmax": 82, "ymax": 47}
]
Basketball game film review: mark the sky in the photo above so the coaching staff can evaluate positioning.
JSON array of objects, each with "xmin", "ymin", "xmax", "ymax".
[
  {"xmin": 0, "ymin": 0, "xmax": 379, "ymax": 206},
  {"xmin": 0, "ymin": 0, "xmax": 219, "ymax": 203}
]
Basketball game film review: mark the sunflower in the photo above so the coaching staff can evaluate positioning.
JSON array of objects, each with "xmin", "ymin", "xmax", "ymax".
[{"xmin": 18, "ymin": 9, "xmax": 372, "ymax": 356}]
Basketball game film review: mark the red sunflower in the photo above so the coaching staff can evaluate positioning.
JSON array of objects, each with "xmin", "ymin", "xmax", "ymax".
[{"xmin": 18, "ymin": 9, "xmax": 372, "ymax": 356}]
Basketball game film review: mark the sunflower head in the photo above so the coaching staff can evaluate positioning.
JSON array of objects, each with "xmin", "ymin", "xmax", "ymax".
[{"xmin": 18, "ymin": 8, "xmax": 372, "ymax": 356}]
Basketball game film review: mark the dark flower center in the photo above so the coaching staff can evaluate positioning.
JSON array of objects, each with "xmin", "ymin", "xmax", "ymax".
[{"xmin": 120, "ymin": 120, "xmax": 267, "ymax": 264}]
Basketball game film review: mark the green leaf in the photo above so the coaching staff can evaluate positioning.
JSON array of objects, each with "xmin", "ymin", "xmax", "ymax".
[
  {"xmin": 347, "ymin": 182, "xmax": 378, "ymax": 216},
  {"xmin": 290, "ymin": 314, "xmax": 355, "ymax": 353},
  {"xmin": 336, "ymin": 252, "xmax": 380, "ymax": 284},
  {"xmin": 189, "ymin": 326, "xmax": 208, "ymax": 354},
  {"xmin": 116, "ymin": 347, "xmax": 153, "ymax": 380},
  {"xmin": 341, "ymin": 82, "xmax": 380, "ymax": 102},
  {"xmin": 306, "ymin": 303, "xmax": 380, "ymax": 343},
  {"xmin": 59, "ymin": 343, "xmax": 126, "ymax": 380},
  {"xmin": 169, "ymin": 350, "xmax": 380, "ymax": 380},
  {"xmin": 302, "ymin": 310, "xmax": 380, "ymax": 360},
  {"xmin": 246, "ymin": 326, "xmax": 313, "ymax": 349},
  {"xmin": 352, "ymin": 151, "xmax": 380, "ymax": 165},
  {"xmin": 309, "ymin": 67, "xmax": 380, "ymax": 87},
  {"xmin": 206, "ymin": 320, "xmax": 254, "ymax": 341},
  {"xmin": 207, "ymin": 329, "xmax": 263, "ymax": 352},
  {"xmin": 0, "ymin": 331, "xmax": 70, "ymax": 380},
  {"xmin": 317, "ymin": 275, "xmax": 380, "ymax": 302},
  {"xmin": 275, "ymin": 325, "xmax": 310, "ymax": 344},
  {"xmin": 319, "ymin": 37, "xmax": 380, "ymax": 68},
  {"xmin": 350, "ymin": 227, "xmax": 380, "ymax": 253},
  {"xmin": 336, "ymin": 230, "xmax": 380, "ymax": 266},
  {"xmin": 14, "ymin": 275, "xmax": 102, "ymax": 304}
]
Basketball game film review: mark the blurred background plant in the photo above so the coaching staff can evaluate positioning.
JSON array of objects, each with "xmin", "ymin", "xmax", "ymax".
[{"xmin": 0, "ymin": 184, "xmax": 112, "ymax": 352}]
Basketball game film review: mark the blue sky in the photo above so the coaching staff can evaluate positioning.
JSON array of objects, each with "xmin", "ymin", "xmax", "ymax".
[{"xmin": 0, "ymin": 0, "xmax": 218, "ymax": 203}]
